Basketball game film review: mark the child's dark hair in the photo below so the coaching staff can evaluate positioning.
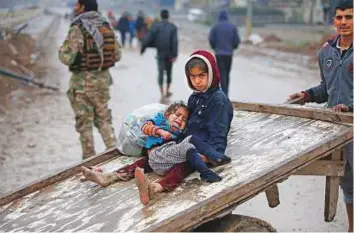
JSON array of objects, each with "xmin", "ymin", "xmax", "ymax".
[
  {"xmin": 165, "ymin": 101, "xmax": 188, "ymax": 116},
  {"xmin": 78, "ymin": 0, "xmax": 98, "ymax": 12},
  {"xmin": 185, "ymin": 57, "xmax": 208, "ymax": 74},
  {"xmin": 335, "ymin": 0, "xmax": 353, "ymax": 11}
]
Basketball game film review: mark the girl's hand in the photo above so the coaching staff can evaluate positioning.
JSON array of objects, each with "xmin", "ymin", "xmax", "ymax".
[{"xmin": 157, "ymin": 129, "xmax": 173, "ymax": 140}]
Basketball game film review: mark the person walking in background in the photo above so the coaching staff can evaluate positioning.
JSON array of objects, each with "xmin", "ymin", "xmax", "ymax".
[
  {"xmin": 287, "ymin": 1, "xmax": 353, "ymax": 231},
  {"xmin": 128, "ymin": 15, "xmax": 136, "ymax": 48},
  {"xmin": 59, "ymin": 0, "xmax": 121, "ymax": 159},
  {"xmin": 116, "ymin": 12, "xmax": 130, "ymax": 47},
  {"xmin": 107, "ymin": 9, "xmax": 116, "ymax": 28},
  {"xmin": 209, "ymin": 10, "xmax": 240, "ymax": 97},
  {"xmin": 141, "ymin": 9, "xmax": 178, "ymax": 102},
  {"xmin": 135, "ymin": 10, "xmax": 147, "ymax": 44}
]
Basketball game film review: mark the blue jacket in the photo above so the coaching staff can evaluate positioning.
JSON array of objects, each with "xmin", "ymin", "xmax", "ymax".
[
  {"xmin": 145, "ymin": 112, "xmax": 182, "ymax": 149},
  {"xmin": 209, "ymin": 10, "xmax": 240, "ymax": 56},
  {"xmin": 116, "ymin": 16, "xmax": 129, "ymax": 32},
  {"xmin": 306, "ymin": 35, "xmax": 353, "ymax": 110},
  {"xmin": 186, "ymin": 87, "xmax": 233, "ymax": 153}
]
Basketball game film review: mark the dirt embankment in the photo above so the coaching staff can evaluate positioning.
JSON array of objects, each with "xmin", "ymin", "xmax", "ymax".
[
  {"xmin": 0, "ymin": 34, "xmax": 36, "ymax": 112},
  {"xmin": 0, "ymin": 15, "xmax": 60, "ymax": 114},
  {"xmin": 241, "ymin": 26, "xmax": 336, "ymax": 67},
  {"xmin": 260, "ymin": 32, "xmax": 336, "ymax": 56}
]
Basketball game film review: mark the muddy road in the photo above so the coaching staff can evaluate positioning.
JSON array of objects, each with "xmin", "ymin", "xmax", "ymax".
[{"xmin": 0, "ymin": 14, "xmax": 347, "ymax": 231}]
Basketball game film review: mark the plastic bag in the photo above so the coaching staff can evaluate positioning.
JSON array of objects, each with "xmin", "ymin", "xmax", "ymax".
[{"xmin": 117, "ymin": 103, "xmax": 167, "ymax": 156}]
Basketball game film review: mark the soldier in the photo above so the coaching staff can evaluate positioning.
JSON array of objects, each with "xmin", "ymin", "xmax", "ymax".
[{"xmin": 59, "ymin": 0, "xmax": 121, "ymax": 159}]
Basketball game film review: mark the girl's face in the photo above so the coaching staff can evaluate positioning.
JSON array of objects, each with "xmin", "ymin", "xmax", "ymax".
[
  {"xmin": 188, "ymin": 66, "xmax": 209, "ymax": 92},
  {"xmin": 167, "ymin": 107, "xmax": 189, "ymax": 130}
]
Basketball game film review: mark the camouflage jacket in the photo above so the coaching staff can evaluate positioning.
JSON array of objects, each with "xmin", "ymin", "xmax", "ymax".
[{"xmin": 59, "ymin": 25, "xmax": 121, "ymax": 92}]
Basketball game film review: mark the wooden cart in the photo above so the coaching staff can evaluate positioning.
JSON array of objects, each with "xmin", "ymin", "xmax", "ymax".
[{"xmin": 0, "ymin": 102, "xmax": 352, "ymax": 232}]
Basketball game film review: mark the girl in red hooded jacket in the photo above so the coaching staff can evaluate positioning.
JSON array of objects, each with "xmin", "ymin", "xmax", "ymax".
[{"xmin": 81, "ymin": 50, "xmax": 233, "ymax": 205}]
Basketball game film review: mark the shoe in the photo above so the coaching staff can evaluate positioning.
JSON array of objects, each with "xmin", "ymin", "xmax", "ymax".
[
  {"xmin": 159, "ymin": 96, "xmax": 166, "ymax": 104},
  {"xmin": 165, "ymin": 91, "xmax": 173, "ymax": 98},
  {"xmin": 207, "ymin": 155, "xmax": 232, "ymax": 167},
  {"xmin": 200, "ymin": 170, "xmax": 222, "ymax": 183}
]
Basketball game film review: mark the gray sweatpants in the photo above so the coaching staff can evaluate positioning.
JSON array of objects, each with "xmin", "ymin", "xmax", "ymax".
[
  {"xmin": 148, "ymin": 136, "xmax": 194, "ymax": 175},
  {"xmin": 340, "ymin": 142, "xmax": 353, "ymax": 204}
]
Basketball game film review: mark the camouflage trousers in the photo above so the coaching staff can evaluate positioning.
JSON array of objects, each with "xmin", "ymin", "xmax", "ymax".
[{"xmin": 67, "ymin": 88, "xmax": 117, "ymax": 159}]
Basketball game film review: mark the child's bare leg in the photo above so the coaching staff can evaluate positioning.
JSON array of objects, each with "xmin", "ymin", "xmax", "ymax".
[{"xmin": 81, "ymin": 166, "xmax": 121, "ymax": 187}]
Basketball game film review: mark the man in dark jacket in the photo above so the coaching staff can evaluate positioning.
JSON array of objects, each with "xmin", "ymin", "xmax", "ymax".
[
  {"xmin": 116, "ymin": 12, "xmax": 130, "ymax": 47},
  {"xmin": 141, "ymin": 9, "xmax": 178, "ymax": 101},
  {"xmin": 209, "ymin": 10, "xmax": 240, "ymax": 96},
  {"xmin": 288, "ymin": 1, "xmax": 353, "ymax": 231}
]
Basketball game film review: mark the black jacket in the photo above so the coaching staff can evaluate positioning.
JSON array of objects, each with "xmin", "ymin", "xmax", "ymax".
[
  {"xmin": 116, "ymin": 16, "xmax": 129, "ymax": 32},
  {"xmin": 141, "ymin": 20, "xmax": 178, "ymax": 59}
]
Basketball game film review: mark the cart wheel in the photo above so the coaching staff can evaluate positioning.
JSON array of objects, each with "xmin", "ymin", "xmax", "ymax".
[{"xmin": 194, "ymin": 214, "xmax": 276, "ymax": 232}]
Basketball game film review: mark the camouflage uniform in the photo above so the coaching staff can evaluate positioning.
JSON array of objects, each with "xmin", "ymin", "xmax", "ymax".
[{"xmin": 59, "ymin": 24, "xmax": 121, "ymax": 159}]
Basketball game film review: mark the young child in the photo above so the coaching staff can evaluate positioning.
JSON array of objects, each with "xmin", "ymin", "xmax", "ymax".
[
  {"xmin": 185, "ymin": 50, "xmax": 234, "ymax": 154},
  {"xmin": 134, "ymin": 50, "xmax": 235, "ymax": 203},
  {"xmin": 81, "ymin": 101, "xmax": 230, "ymax": 204}
]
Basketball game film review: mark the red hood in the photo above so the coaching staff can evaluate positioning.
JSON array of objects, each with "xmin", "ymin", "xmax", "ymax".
[{"xmin": 185, "ymin": 50, "xmax": 220, "ymax": 91}]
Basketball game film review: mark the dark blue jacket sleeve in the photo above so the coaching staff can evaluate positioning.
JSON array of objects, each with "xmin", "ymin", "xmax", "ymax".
[
  {"xmin": 208, "ymin": 26, "xmax": 216, "ymax": 50},
  {"xmin": 187, "ymin": 95, "xmax": 196, "ymax": 112},
  {"xmin": 206, "ymin": 101, "xmax": 231, "ymax": 153},
  {"xmin": 171, "ymin": 25, "xmax": 178, "ymax": 58},
  {"xmin": 306, "ymin": 50, "xmax": 328, "ymax": 103},
  {"xmin": 233, "ymin": 26, "xmax": 240, "ymax": 50}
]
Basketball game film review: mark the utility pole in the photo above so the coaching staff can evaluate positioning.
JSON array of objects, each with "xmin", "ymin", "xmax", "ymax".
[{"xmin": 245, "ymin": 0, "xmax": 253, "ymax": 39}]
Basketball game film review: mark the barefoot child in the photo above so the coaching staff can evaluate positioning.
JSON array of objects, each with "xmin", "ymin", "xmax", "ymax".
[
  {"xmin": 136, "ymin": 50, "xmax": 235, "ymax": 204},
  {"xmin": 82, "ymin": 101, "xmax": 231, "ymax": 204}
]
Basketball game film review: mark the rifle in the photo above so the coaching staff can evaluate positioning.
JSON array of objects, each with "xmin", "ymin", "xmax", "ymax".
[{"xmin": 0, "ymin": 67, "xmax": 59, "ymax": 91}]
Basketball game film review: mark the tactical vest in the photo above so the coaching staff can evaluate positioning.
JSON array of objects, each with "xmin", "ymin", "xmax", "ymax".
[{"xmin": 69, "ymin": 23, "xmax": 116, "ymax": 72}]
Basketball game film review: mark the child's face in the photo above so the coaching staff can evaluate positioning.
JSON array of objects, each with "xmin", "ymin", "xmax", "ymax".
[
  {"xmin": 167, "ymin": 107, "xmax": 189, "ymax": 130},
  {"xmin": 188, "ymin": 66, "xmax": 209, "ymax": 92}
]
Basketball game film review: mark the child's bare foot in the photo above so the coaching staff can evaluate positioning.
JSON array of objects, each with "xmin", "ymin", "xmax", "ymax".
[
  {"xmin": 81, "ymin": 166, "xmax": 106, "ymax": 186},
  {"xmin": 81, "ymin": 166, "xmax": 120, "ymax": 187},
  {"xmin": 116, "ymin": 171, "xmax": 132, "ymax": 181},
  {"xmin": 89, "ymin": 166, "xmax": 103, "ymax": 173},
  {"xmin": 148, "ymin": 182, "xmax": 164, "ymax": 200},
  {"xmin": 135, "ymin": 167, "xmax": 150, "ymax": 205}
]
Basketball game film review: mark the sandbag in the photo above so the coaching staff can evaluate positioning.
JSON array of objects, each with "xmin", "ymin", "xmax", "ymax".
[{"xmin": 117, "ymin": 103, "xmax": 167, "ymax": 156}]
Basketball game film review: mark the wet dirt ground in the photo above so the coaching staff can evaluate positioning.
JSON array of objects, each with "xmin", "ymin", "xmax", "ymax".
[{"xmin": 0, "ymin": 15, "xmax": 348, "ymax": 231}]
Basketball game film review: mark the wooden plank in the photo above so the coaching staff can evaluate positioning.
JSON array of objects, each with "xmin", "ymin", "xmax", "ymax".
[
  {"xmin": 265, "ymin": 184, "xmax": 280, "ymax": 208},
  {"xmin": 285, "ymin": 97, "xmax": 305, "ymax": 105},
  {"xmin": 0, "ymin": 147, "xmax": 120, "ymax": 206},
  {"xmin": 1, "ymin": 109, "xmax": 352, "ymax": 232},
  {"xmin": 292, "ymin": 160, "xmax": 345, "ymax": 176},
  {"xmin": 324, "ymin": 149, "xmax": 342, "ymax": 222},
  {"xmin": 232, "ymin": 101, "xmax": 353, "ymax": 124},
  {"xmin": 151, "ymin": 130, "xmax": 352, "ymax": 232}
]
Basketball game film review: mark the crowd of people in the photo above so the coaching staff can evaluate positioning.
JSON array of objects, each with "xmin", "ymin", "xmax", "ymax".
[
  {"xmin": 107, "ymin": 9, "xmax": 155, "ymax": 48},
  {"xmin": 59, "ymin": 0, "xmax": 352, "ymax": 230}
]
